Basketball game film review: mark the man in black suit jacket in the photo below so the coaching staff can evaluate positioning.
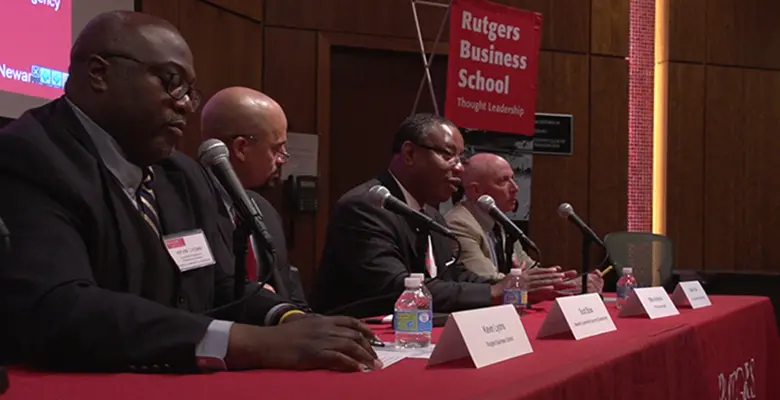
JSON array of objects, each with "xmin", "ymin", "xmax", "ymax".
[
  {"xmin": 311, "ymin": 114, "xmax": 551, "ymax": 318},
  {"xmin": 0, "ymin": 11, "xmax": 377, "ymax": 373},
  {"xmin": 200, "ymin": 87, "xmax": 308, "ymax": 308}
]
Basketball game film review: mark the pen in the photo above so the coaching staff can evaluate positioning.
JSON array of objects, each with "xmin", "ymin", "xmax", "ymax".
[
  {"xmin": 370, "ymin": 336, "xmax": 385, "ymax": 347},
  {"xmin": 600, "ymin": 265, "xmax": 614, "ymax": 277}
]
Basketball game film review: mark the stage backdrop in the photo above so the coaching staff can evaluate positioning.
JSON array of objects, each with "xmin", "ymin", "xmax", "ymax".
[{"xmin": 445, "ymin": 0, "xmax": 542, "ymax": 136}]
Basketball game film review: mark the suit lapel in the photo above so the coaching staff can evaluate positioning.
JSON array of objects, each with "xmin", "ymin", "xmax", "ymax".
[{"xmin": 377, "ymin": 171, "xmax": 428, "ymax": 271}]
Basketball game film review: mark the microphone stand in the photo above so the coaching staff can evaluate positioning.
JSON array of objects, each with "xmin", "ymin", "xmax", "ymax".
[
  {"xmin": 581, "ymin": 235, "xmax": 592, "ymax": 295},
  {"xmin": 233, "ymin": 216, "xmax": 282, "ymax": 301}
]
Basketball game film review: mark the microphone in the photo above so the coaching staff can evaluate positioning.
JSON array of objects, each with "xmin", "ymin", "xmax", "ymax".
[
  {"xmin": 557, "ymin": 203, "xmax": 605, "ymax": 248},
  {"xmin": 198, "ymin": 139, "xmax": 276, "ymax": 254},
  {"xmin": 476, "ymin": 195, "xmax": 539, "ymax": 253},
  {"xmin": 366, "ymin": 185, "xmax": 456, "ymax": 239}
]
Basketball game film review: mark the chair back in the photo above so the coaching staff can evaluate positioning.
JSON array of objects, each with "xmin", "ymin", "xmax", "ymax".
[{"xmin": 603, "ymin": 232, "xmax": 674, "ymax": 288}]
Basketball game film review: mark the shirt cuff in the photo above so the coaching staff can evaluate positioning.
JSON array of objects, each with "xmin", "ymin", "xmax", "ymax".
[{"xmin": 195, "ymin": 320, "xmax": 233, "ymax": 370}]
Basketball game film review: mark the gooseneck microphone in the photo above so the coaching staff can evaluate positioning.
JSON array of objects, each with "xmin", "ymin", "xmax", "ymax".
[
  {"xmin": 557, "ymin": 203, "xmax": 605, "ymax": 248},
  {"xmin": 477, "ymin": 195, "xmax": 539, "ymax": 253},
  {"xmin": 367, "ymin": 185, "xmax": 457, "ymax": 239},
  {"xmin": 558, "ymin": 202, "xmax": 607, "ymax": 295},
  {"xmin": 199, "ymin": 139, "xmax": 279, "ymax": 300},
  {"xmin": 198, "ymin": 139, "xmax": 276, "ymax": 254}
]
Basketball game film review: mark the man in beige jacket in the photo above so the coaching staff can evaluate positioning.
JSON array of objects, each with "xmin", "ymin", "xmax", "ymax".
[{"xmin": 445, "ymin": 153, "xmax": 603, "ymax": 298}]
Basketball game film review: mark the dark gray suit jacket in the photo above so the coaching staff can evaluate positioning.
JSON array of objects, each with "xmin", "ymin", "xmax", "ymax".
[{"xmin": 310, "ymin": 170, "xmax": 493, "ymax": 318}]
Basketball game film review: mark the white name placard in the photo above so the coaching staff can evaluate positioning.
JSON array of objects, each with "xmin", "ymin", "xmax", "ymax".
[
  {"xmin": 427, "ymin": 304, "xmax": 532, "ymax": 369},
  {"xmin": 537, "ymin": 293, "xmax": 616, "ymax": 340},
  {"xmin": 618, "ymin": 287, "xmax": 680, "ymax": 319},
  {"xmin": 671, "ymin": 281, "xmax": 712, "ymax": 309}
]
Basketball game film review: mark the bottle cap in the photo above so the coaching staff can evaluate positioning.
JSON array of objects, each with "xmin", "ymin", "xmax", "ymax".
[
  {"xmin": 622, "ymin": 267, "xmax": 633, "ymax": 275},
  {"xmin": 404, "ymin": 277, "xmax": 422, "ymax": 289},
  {"xmin": 410, "ymin": 273, "xmax": 424, "ymax": 281},
  {"xmin": 510, "ymin": 268, "xmax": 523, "ymax": 276}
]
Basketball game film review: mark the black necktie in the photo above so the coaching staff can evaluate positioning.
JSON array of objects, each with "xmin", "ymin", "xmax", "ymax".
[{"xmin": 492, "ymin": 223, "xmax": 508, "ymax": 273}]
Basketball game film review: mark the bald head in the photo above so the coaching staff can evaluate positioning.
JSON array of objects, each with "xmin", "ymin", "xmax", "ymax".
[
  {"xmin": 65, "ymin": 10, "xmax": 196, "ymax": 167},
  {"xmin": 69, "ymin": 11, "xmax": 183, "ymax": 79},
  {"xmin": 201, "ymin": 87, "xmax": 286, "ymax": 143},
  {"xmin": 462, "ymin": 153, "xmax": 518, "ymax": 212},
  {"xmin": 201, "ymin": 87, "xmax": 289, "ymax": 189}
]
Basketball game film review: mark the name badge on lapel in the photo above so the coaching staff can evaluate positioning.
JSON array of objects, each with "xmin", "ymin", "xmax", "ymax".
[{"xmin": 163, "ymin": 230, "xmax": 216, "ymax": 272}]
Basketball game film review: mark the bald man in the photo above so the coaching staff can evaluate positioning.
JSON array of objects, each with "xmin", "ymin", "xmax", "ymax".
[
  {"xmin": 201, "ymin": 87, "xmax": 308, "ymax": 308},
  {"xmin": 0, "ymin": 11, "xmax": 378, "ymax": 373},
  {"xmin": 445, "ymin": 153, "xmax": 603, "ymax": 300}
]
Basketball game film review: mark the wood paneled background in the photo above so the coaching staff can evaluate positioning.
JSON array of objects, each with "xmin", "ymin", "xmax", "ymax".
[
  {"xmin": 665, "ymin": 0, "xmax": 780, "ymax": 273},
  {"xmin": 138, "ymin": 0, "xmax": 630, "ymax": 294}
]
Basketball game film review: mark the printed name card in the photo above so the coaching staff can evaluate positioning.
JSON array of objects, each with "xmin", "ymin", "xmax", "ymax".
[
  {"xmin": 537, "ymin": 293, "xmax": 616, "ymax": 340},
  {"xmin": 618, "ymin": 287, "xmax": 680, "ymax": 319},
  {"xmin": 427, "ymin": 304, "xmax": 532, "ymax": 369},
  {"xmin": 671, "ymin": 281, "xmax": 712, "ymax": 309}
]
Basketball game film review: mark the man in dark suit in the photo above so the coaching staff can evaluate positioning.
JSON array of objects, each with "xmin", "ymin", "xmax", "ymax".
[
  {"xmin": 311, "ymin": 114, "xmax": 572, "ymax": 318},
  {"xmin": 0, "ymin": 11, "xmax": 378, "ymax": 373},
  {"xmin": 200, "ymin": 87, "xmax": 308, "ymax": 308}
]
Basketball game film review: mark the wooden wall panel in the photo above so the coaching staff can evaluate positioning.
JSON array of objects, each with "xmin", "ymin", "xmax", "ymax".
[
  {"xmin": 204, "ymin": 0, "xmax": 263, "ymax": 21},
  {"xmin": 591, "ymin": 0, "xmax": 630, "ymax": 57},
  {"xmin": 262, "ymin": 27, "xmax": 319, "ymax": 288},
  {"xmin": 266, "ymin": 0, "xmax": 591, "ymax": 53},
  {"xmin": 177, "ymin": 0, "xmax": 264, "ymax": 156},
  {"xmin": 667, "ymin": 0, "xmax": 705, "ymax": 63},
  {"xmin": 702, "ymin": 66, "xmax": 742, "ymax": 270},
  {"xmin": 140, "ymin": 0, "xmax": 180, "ymax": 27},
  {"xmin": 588, "ymin": 56, "xmax": 629, "ymax": 244},
  {"xmin": 666, "ymin": 62, "xmax": 705, "ymax": 270},
  {"xmin": 706, "ymin": 0, "xmax": 780, "ymax": 69},
  {"xmin": 531, "ymin": 52, "xmax": 590, "ymax": 271}
]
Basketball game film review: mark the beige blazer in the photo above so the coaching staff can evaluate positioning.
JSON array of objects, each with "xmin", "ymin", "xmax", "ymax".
[{"xmin": 444, "ymin": 201, "xmax": 535, "ymax": 281}]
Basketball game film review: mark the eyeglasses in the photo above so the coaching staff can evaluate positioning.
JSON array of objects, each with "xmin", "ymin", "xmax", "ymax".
[
  {"xmin": 414, "ymin": 142, "xmax": 467, "ymax": 167},
  {"xmin": 98, "ymin": 53, "xmax": 202, "ymax": 110},
  {"xmin": 230, "ymin": 134, "xmax": 291, "ymax": 161}
]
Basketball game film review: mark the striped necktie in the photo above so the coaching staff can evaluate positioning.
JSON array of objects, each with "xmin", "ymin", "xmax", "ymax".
[{"xmin": 137, "ymin": 167, "xmax": 162, "ymax": 237}]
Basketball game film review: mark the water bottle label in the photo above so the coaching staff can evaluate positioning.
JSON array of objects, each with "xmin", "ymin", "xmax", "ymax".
[
  {"xmin": 503, "ymin": 288, "xmax": 527, "ymax": 307},
  {"xmin": 394, "ymin": 310, "xmax": 433, "ymax": 333}
]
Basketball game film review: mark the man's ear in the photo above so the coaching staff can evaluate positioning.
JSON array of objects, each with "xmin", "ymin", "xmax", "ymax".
[
  {"xmin": 86, "ymin": 55, "xmax": 110, "ymax": 92},
  {"xmin": 231, "ymin": 137, "xmax": 248, "ymax": 162},
  {"xmin": 400, "ymin": 141, "xmax": 416, "ymax": 166}
]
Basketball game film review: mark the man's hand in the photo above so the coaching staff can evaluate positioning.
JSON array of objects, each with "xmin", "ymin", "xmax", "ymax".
[
  {"xmin": 490, "ymin": 266, "xmax": 568, "ymax": 301},
  {"xmin": 224, "ymin": 316, "xmax": 382, "ymax": 372},
  {"xmin": 555, "ymin": 271, "xmax": 605, "ymax": 295}
]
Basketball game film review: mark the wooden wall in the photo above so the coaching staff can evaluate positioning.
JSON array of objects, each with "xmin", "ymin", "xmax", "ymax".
[
  {"xmin": 665, "ymin": 0, "xmax": 780, "ymax": 273},
  {"xmin": 139, "ymin": 0, "xmax": 630, "ymax": 294}
]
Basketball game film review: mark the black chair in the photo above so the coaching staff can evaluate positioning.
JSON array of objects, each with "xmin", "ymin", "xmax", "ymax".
[{"xmin": 603, "ymin": 232, "xmax": 675, "ymax": 290}]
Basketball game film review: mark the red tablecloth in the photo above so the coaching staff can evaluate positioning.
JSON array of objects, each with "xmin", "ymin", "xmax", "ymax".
[{"xmin": 3, "ymin": 295, "xmax": 779, "ymax": 400}]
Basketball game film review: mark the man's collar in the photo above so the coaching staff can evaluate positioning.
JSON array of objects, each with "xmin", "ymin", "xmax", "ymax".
[
  {"xmin": 388, "ymin": 170, "xmax": 423, "ymax": 211},
  {"xmin": 64, "ymin": 97, "xmax": 143, "ymax": 192}
]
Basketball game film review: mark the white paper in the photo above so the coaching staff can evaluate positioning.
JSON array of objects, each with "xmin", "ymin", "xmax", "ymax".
[
  {"xmin": 374, "ymin": 350, "xmax": 408, "ymax": 370},
  {"xmin": 619, "ymin": 287, "xmax": 680, "ymax": 319},
  {"xmin": 282, "ymin": 132, "xmax": 319, "ymax": 179},
  {"xmin": 672, "ymin": 281, "xmax": 712, "ymax": 309}
]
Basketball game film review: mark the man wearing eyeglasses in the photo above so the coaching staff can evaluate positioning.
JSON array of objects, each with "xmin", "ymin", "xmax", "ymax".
[
  {"xmin": 200, "ymin": 87, "xmax": 309, "ymax": 309},
  {"xmin": 0, "ymin": 11, "xmax": 379, "ymax": 373},
  {"xmin": 311, "ymin": 113, "xmax": 519, "ymax": 318}
]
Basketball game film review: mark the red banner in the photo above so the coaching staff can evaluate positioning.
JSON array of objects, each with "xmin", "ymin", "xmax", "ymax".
[{"xmin": 445, "ymin": 0, "xmax": 542, "ymax": 135}]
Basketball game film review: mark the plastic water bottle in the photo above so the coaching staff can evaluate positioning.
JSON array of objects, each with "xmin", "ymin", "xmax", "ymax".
[
  {"xmin": 616, "ymin": 267, "xmax": 638, "ymax": 310},
  {"xmin": 394, "ymin": 277, "xmax": 432, "ymax": 348},
  {"xmin": 410, "ymin": 273, "xmax": 432, "ymax": 300},
  {"xmin": 503, "ymin": 268, "xmax": 528, "ymax": 315}
]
